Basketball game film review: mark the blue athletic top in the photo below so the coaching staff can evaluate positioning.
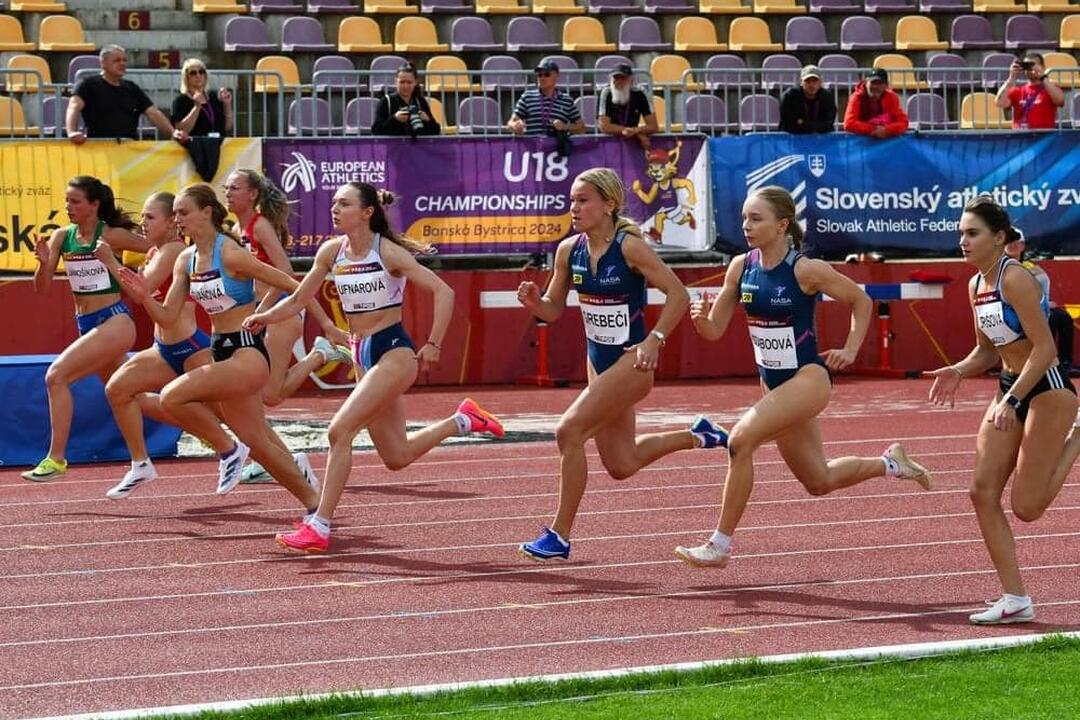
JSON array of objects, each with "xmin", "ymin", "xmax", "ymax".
[
  {"xmin": 740, "ymin": 247, "xmax": 824, "ymax": 387},
  {"xmin": 187, "ymin": 234, "xmax": 255, "ymax": 315},
  {"xmin": 570, "ymin": 230, "xmax": 647, "ymax": 374},
  {"xmin": 974, "ymin": 255, "xmax": 1050, "ymax": 347}
]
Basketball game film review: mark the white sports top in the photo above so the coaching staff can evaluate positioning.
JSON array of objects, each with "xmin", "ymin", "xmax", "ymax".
[{"xmin": 331, "ymin": 234, "xmax": 406, "ymax": 314}]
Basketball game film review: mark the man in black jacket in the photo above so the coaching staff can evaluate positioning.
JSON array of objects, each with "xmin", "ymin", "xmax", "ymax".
[{"xmin": 778, "ymin": 65, "xmax": 836, "ymax": 135}]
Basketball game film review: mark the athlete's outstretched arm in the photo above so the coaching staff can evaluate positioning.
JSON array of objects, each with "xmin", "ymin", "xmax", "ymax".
[
  {"xmin": 691, "ymin": 254, "xmax": 745, "ymax": 342},
  {"xmin": 117, "ymin": 247, "xmax": 192, "ymax": 329},
  {"xmin": 622, "ymin": 232, "xmax": 689, "ymax": 370},
  {"xmin": 797, "ymin": 258, "xmax": 872, "ymax": 371},
  {"xmin": 32, "ymin": 228, "xmax": 65, "ymax": 294},
  {"xmin": 222, "ymin": 237, "xmax": 300, "ymax": 296},
  {"xmin": 517, "ymin": 238, "xmax": 574, "ymax": 323},
  {"xmin": 244, "ymin": 238, "xmax": 338, "ymax": 332},
  {"xmin": 928, "ymin": 274, "xmax": 999, "ymax": 409}
]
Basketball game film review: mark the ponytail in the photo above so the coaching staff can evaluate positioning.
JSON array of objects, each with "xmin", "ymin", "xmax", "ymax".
[
  {"xmin": 67, "ymin": 175, "xmax": 138, "ymax": 231},
  {"xmin": 347, "ymin": 182, "xmax": 435, "ymax": 255},
  {"xmin": 235, "ymin": 168, "xmax": 292, "ymax": 248}
]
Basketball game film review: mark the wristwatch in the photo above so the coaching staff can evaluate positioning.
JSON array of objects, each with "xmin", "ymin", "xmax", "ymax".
[
  {"xmin": 1002, "ymin": 392, "xmax": 1021, "ymax": 410},
  {"xmin": 650, "ymin": 329, "xmax": 666, "ymax": 346}
]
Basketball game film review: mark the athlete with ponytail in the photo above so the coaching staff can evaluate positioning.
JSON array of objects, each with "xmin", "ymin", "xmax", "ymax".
[
  {"xmin": 244, "ymin": 182, "xmax": 504, "ymax": 553},
  {"xmin": 23, "ymin": 176, "xmax": 151, "ymax": 481},
  {"xmin": 515, "ymin": 167, "xmax": 699, "ymax": 562},
  {"xmin": 674, "ymin": 185, "xmax": 933, "ymax": 569}
]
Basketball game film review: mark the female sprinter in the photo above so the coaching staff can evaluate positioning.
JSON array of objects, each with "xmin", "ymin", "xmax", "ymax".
[
  {"xmin": 516, "ymin": 167, "xmax": 706, "ymax": 562},
  {"xmin": 93, "ymin": 192, "xmax": 212, "ymax": 498},
  {"xmin": 674, "ymin": 185, "xmax": 932, "ymax": 569},
  {"xmin": 223, "ymin": 168, "xmax": 352, "ymax": 484},
  {"xmin": 243, "ymin": 183, "xmax": 504, "ymax": 553},
  {"xmin": 23, "ymin": 176, "xmax": 150, "ymax": 481},
  {"xmin": 927, "ymin": 197, "xmax": 1077, "ymax": 625},
  {"xmin": 117, "ymin": 184, "xmax": 320, "ymax": 513}
]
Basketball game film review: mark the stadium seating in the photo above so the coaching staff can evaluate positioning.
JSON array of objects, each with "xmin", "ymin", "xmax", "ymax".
[
  {"xmin": 592, "ymin": 54, "xmax": 633, "ymax": 88},
  {"xmin": 37, "ymin": 15, "xmax": 94, "ymax": 51},
  {"xmin": 10, "ymin": 0, "xmax": 66, "ymax": 11},
  {"xmin": 427, "ymin": 96, "xmax": 453, "ymax": 133},
  {"xmin": 644, "ymin": 0, "xmax": 696, "ymax": 12},
  {"xmin": 281, "ymin": 17, "xmax": 334, "ymax": 52},
  {"xmin": 0, "ymin": 95, "xmax": 38, "ymax": 135},
  {"xmin": 703, "ymin": 53, "xmax": 755, "ymax": 90},
  {"xmin": 1026, "ymin": 0, "xmax": 1071, "ymax": 10},
  {"xmin": 193, "ymin": 0, "xmax": 247, "ymax": 11},
  {"xmin": 253, "ymin": 55, "xmax": 301, "ymax": 93},
  {"xmin": 906, "ymin": 92, "xmax": 957, "ymax": 129},
  {"xmin": 950, "ymin": 15, "xmax": 1001, "ymax": 49},
  {"xmin": 532, "ymin": 0, "xmax": 586, "ymax": 13},
  {"xmin": 618, "ymin": 16, "xmax": 671, "ymax": 51},
  {"xmin": 673, "ymin": 17, "xmax": 726, "ymax": 52},
  {"xmin": 727, "ymin": 17, "xmax": 783, "ymax": 51},
  {"xmin": 926, "ymin": 52, "xmax": 968, "ymax": 89},
  {"xmin": 739, "ymin": 94, "xmax": 779, "ymax": 131},
  {"xmin": 250, "ymin": 0, "xmax": 304, "ymax": 12},
  {"xmin": 562, "ymin": 17, "xmax": 616, "ymax": 51},
  {"xmin": 840, "ymin": 16, "xmax": 891, "ymax": 51},
  {"xmin": 223, "ymin": 17, "xmax": 277, "ymax": 52},
  {"xmin": 370, "ymin": 54, "xmax": 408, "ymax": 93},
  {"xmin": 365, "ymin": 0, "xmax": 418, "ymax": 11},
  {"xmin": 457, "ymin": 95, "xmax": 503, "ymax": 133},
  {"xmin": 864, "ymin": 0, "xmax": 915, "ymax": 11},
  {"xmin": 426, "ymin": 55, "xmax": 482, "ymax": 92},
  {"xmin": 972, "ymin": 0, "xmax": 1021, "ymax": 11},
  {"xmin": 423, "ymin": 0, "xmax": 474, "ymax": 12},
  {"xmin": 960, "ymin": 91, "xmax": 1009, "ymax": 128},
  {"xmin": 312, "ymin": 55, "xmax": 359, "ymax": 91},
  {"xmin": 5, "ymin": 53, "xmax": 51, "ymax": 92},
  {"xmin": 344, "ymin": 96, "xmax": 377, "ymax": 133},
  {"xmin": 818, "ymin": 53, "xmax": 860, "ymax": 88},
  {"xmin": 760, "ymin": 53, "xmax": 801, "ymax": 90},
  {"xmin": 753, "ymin": 0, "xmax": 806, "ymax": 12},
  {"xmin": 0, "ymin": 15, "xmax": 34, "ymax": 51},
  {"xmin": 287, "ymin": 97, "xmax": 340, "ymax": 134},
  {"xmin": 812, "ymin": 0, "xmax": 861, "ymax": 11},
  {"xmin": 481, "ymin": 55, "xmax": 529, "ymax": 90},
  {"xmin": 337, "ymin": 17, "xmax": 392, "ymax": 52},
  {"xmin": 394, "ymin": 17, "xmax": 449, "ymax": 52},
  {"xmin": 1059, "ymin": 15, "xmax": 1078, "ymax": 50},
  {"xmin": 651, "ymin": 54, "xmax": 700, "ymax": 91},
  {"xmin": 540, "ymin": 54, "xmax": 586, "ymax": 86},
  {"xmin": 684, "ymin": 94, "xmax": 736, "ymax": 132},
  {"xmin": 784, "ymin": 17, "xmax": 837, "ymax": 51},
  {"xmin": 1044, "ymin": 51, "xmax": 1077, "ymax": 89},
  {"xmin": 66, "ymin": 54, "xmax": 97, "ymax": 84},
  {"xmin": 451, "ymin": 17, "xmax": 501, "ymax": 51},
  {"xmin": 506, "ymin": 16, "xmax": 560, "ymax": 51},
  {"xmin": 873, "ymin": 53, "xmax": 928, "ymax": 90},
  {"xmin": 574, "ymin": 94, "xmax": 597, "ymax": 129},
  {"xmin": 919, "ymin": 0, "xmax": 966, "ymax": 9},
  {"xmin": 698, "ymin": 0, "xmax": 751, "ymax": 12},
  {"xmin": 894, "ymin": 16, "xmax": 949, "ymax": 50},
  {"xmin": 476, "ymin": 0, "xmax": 528, "ymax": 13},
  {"xmin": 1003, "ymin": 14, "xmax": 1054, "ymax": 50}
]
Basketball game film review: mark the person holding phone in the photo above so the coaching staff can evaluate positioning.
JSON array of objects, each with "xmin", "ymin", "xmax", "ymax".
[{"xmin": 995, "ymin": 52, "xmax": 1064, "ymax": 130}]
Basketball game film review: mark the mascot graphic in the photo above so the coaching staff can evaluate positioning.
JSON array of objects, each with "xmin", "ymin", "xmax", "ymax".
[{"xmin": 631, "ymin": 139, "xmax": 697, "ymax": 246}]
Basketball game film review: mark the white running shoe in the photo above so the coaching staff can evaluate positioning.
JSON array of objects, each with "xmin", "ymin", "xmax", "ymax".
[
  {"xmin": 312, "ymin": 336, "xmax": 353, "ymax": 365},
  {"xmin": 674, "ymin": 541, "xmax": 731, "ymax": 569},
  {"xmin": 969, "ymin": 595, "xmax": 1035, "ymax": 625},
  {"xmin": 885, "ymin": 442, "xmax": 933, "ymax": 490},
  {"xmin": 217, "ymin": 442, "xmax": 250, "ymax": 495},
  {"xmin": 293, "ymin": 452, "xmax": 320, "ymax": 493},
  {"xmin": 239, "ymin": 461, "xmax": 273, "ymax": 484},
  {"xmin": 106, "ymin": 460, "xmax": 157, "ymax": 499}
]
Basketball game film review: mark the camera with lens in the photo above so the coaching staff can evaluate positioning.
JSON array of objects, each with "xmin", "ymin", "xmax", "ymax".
[
  {"xmin": 1020, "ymin": 60, "xmax": 1035, "ymax": 70},
  {"xmin": 408, "ymin": 105, "xmax": 425, "ymax": 134}
]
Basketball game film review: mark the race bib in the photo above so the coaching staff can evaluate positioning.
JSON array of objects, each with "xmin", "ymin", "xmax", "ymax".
[
  {"xmin": 335, "ymin": 264, "xmax": 401, "ymax": 313},
  {"xmin": 65, "ymin": 252, "xmax": 112, "ymax": 293},
  {"xmin": 974, "ymin": 297, "xmax": 1021, "ymax": 347},
  {"xmin": 189, "ymin": 271, "xmax": 237, "ymax": 315},
  {"xmin": 580, "ymin": 295, "xmax": 629, "ymax": 345},
  {"xmin": 748, "ymin": 323, "xmax": 798, "ymax": 370}
]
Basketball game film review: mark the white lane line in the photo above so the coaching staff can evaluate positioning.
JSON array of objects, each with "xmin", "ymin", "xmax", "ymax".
[
  {"xmin": 3, "ymin": 529, "xmax": 1079, "ymax": 612},
  {"xmin": 6, "ymin": 600, "xmax": 1080, "ymax": 694},
  {"xmin": 4, "ymin": 561, "xmax": 1078, "ymax": 650}
]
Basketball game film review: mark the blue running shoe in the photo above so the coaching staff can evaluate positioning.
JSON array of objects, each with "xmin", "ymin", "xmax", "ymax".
[
  {"xmin": 691, "ymin": 416, "xmax": 728, "ymax": 449},
  {"xmin": 519, "ymin": 527, "xmax": 570, "ymax": 561}
]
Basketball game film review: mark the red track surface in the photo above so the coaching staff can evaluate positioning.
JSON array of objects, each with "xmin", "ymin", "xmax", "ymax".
[{"xmin": 1, "ymin": 378, "xmax": 1078, "ymax": 719}]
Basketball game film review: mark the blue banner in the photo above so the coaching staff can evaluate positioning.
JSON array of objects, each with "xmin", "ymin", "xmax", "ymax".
[{"xmin": 709, "ymin": 133, "xmax": 1080, "ymax": 258}]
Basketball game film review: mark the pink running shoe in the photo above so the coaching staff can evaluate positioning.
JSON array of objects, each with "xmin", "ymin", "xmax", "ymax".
[
  {"xmin": 276, "ymin": 523, "xmax": 329, "ymax": 553},
  {"xmin": 457, "ymin": 398, "xmax": 505, "ymax": 438}
]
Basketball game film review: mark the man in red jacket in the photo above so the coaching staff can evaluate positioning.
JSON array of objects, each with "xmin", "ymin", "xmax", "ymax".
[{"xmin": 843, "ymin": 68, "xmax": 909, "ymax": 139}]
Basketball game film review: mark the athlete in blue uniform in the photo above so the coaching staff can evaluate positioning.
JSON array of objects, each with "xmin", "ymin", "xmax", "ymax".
[
  {"xmin": 928, "ymin": 197, "xmax": 1078, "ymax": 625},
  {"xmin": 22, "ymin": 176, "xmax": 150, "ymax": 481},
  {"xmin": 675, "ymin": 185, "xmax": 932, "ymax": 569},
  {"xmin": 117, "ymin": 184, "xmax": 321, "ymax": 511},
  {"xmin": 516, "ymin": 167, "xmax": 711, "ymax": 562},
  {"xmin": 243, "ymin": 182, "xmax": 504, "ymax": 553}
]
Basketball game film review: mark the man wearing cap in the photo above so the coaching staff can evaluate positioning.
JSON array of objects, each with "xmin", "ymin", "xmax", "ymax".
[
  {"xmin": 598, "ymin": 63, "xmax": 657, "ymax": 149},
  {"xmin": 778, "ymin": 65, "xmax": 836, "ymax": 134},
  {"xmin": 507, "ymin": 60, "xmax": 584, "ymax": 138},
  {"xmin": 843, "ymin": 67, "xmax": 908, "ymax": 139}
]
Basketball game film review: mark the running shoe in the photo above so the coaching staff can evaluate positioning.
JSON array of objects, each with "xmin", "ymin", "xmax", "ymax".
[
  {"xmin": 21, "ymin": 457, "xmax": 67, "ymax": 482},
  {"xmin": 106, "ymin": 460, "xmax": 157, "ymax": 499},
  {"xmin": 457, "ymin": 398, "xmax": 505, "ymax": 438},
  {"xmin": 312, "ymin": 336, "xmax": 353, "ymax": 365},
  {"xmin": 519, "ymin": 527, "xmax": 570, "ymax": 561},
  {"xmin": 293, "ymin": 452, "xmax": 320, "ymax": 493},
  {"xmin": 239, "ymin": 461, "xmax": 273, "ymax": 484},
  {"xmin": 276, "ymin": 523, "xmax": 329, "ymax": 553},
  {"xmin": 674, "ymin": 541, "xmax": 731, "ymax": 569},
  {"xmin": 690, "ymin": 416, "xmax": 728, "ymax": 449},
  {"xmin": 217, "ymin": 442, "xmax": 250, "ymax": 495},
  {"xmin": 969, "ymin": 596, "xmax": 1035, "ymax": 625},
  {"xmin": 885, "ymin": 442, "xmax": 933, "ymax": 490}
]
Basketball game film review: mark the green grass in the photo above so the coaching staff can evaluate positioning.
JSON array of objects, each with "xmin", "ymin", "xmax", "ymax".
[{"xmin": 150, "ymin": 635, "xmax": 1080, "ymax": 720}]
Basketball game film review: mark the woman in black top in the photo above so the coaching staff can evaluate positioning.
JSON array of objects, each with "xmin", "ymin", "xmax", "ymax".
[
  {"xmin": 371, "ymin": 63, "xmax": 440, "ymax": 137},
  {"xmin": 171, "ymin": 59, "xmax": 233, "ymax": 137}
]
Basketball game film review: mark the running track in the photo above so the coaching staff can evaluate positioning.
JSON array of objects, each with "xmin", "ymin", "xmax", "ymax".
[{"xmin": 1, "ymin": 378, "xmax": 1077, "ymax": 719}]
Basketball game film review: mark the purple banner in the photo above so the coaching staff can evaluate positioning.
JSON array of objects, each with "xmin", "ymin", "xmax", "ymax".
[{"xmin": 263, "ymin": 136, "xmax": 711, "ymax": 257}]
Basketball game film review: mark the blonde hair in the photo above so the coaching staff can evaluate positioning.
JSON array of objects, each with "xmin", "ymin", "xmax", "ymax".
[
  {"xmin": 749, "ymin": 185, "xmax": 803, "ymax": 249},
  {"xmin": 573, "ymin": 167, "xmax": 643, "ymax": 242},
  {"xmin": 179, "ymin": 58, "xmax": 209, "ymax": 95}
]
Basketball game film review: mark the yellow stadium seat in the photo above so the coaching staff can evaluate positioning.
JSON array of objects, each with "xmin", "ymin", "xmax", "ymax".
[
  {"xmin": 394, "ymin": 17, "xmax": 449, "ymax": 52},
  {"xmin": 338, "ymin": 17, "xmax": 392, "ymax": 52},
  {"xmin": 365, "ymin": 0, "xmax": 418, "ymax": 12},
  {"xmin": 0, "ymin": 96, "xmax": 39, "ymax": 136},
  {"xmin": 0, "ymin": 15, "xmax": 35, "ymax": 51},
  {"xmin": 894, "ymin": 16, "xmax": 949, "ymax": 51},
  {"xmin": 193, "ymin": 0, "xmax": 248, "ymax": 11},
  {"xmin": 650, "ymin": 55, "xmax": 702, "ymax": 92},
  {"xmin": 699, "ymin": 0, "xmax": 751, "ymax": 12},
  {"xmin": 1062, "ymin": 15, "xmax": 1078, "ymax": 50},
  {"xmin": 960, "ymin": 92, "xmax": 1010, "ymax": 129},
  {"xmin": 10, "ymin": 1, "xmax": 67, "ymax": 11},
  {"xmin": 532, "ymin": 0, "xmax": 585, "ymax": 13},
  {"xmin": 727, "ymin": 17, "xmax": 783, "ymax": 51},
  {"xmin": 427, "ymin": 96, "xmax": 455, "ymax": 134},
  {"xmin": 1025, "ymin": 0, "xmax": 1073, "ymax": 10},
  {"xmin": 1042, "ymin": 51, "xmax": 1077, "ymax": 89},
  {"xmin": 674, "ymin": 17, "xmax": 727, "ymax": 52},
  {"xmin": 753, "ymin": 0, "xmax": 805, "ymax": 12},
  {"xmin": 873, "ymin": 54, "xmax": 928, "ymax": 90},
  {"xmin": 972, "ymin": 0, "xmax": 1023, "ymax": 9},
  {"xmin": 649, "ymin": 95, "xmax": 676, "ymax": 131},
  {"xmin": 477, "ymin": 0, "xmax": 528, "ymax": 12},
  {"xmin": 562, "ymin": 17, "xmax": 615, "ymax": 51},
  {"xmin": 37, "ymin": 15, "xmax": 94, "ymax": 51},
  {"xmin": 254, "ymin": 55, "xmax": 301, "ymax": 94},
  {"xmin": 425, "ymin": 56, "xmax": 482, "ymax": 92},
  {"xmin": 6, "ymin": 53, "xmax": 51, "ymax": 92}
]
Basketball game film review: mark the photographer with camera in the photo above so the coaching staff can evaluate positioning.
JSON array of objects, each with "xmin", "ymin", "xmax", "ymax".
[
  {"xmin": 371, "ymin": 63, "xmax": 441, "ymax": 137},
  {"xmin": 507, "ymin": 60, "xmax": 584, "ymax": 152},
  {"xmin": 996, "ymin": 52, "xmax": 1064, "ymax": 130}
]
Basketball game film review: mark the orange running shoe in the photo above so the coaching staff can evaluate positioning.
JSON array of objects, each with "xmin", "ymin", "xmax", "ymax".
[
  {"xmin": 276, "ymin": 523, "xmax": 329, "ymax": 553},
  {"xmin": 456, "ymin": 398, "xmax": 505, "ymax": 438}
]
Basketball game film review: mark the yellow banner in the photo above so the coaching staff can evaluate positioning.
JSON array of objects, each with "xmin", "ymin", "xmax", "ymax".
[{"xmin": 0, "ymin": 138, "xmax": 261, "ymax": 272}]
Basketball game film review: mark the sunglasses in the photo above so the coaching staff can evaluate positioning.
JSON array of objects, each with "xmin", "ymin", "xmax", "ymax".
[{"xmin": 187, "ymin": 68, "xmax": 207, "ymax": 76}]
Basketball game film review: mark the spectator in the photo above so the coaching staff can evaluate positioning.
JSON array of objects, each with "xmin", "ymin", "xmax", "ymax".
[
  {"xmin": 597, "ymin": 63, "xmax": 657, "ymax": 149},
  {"xmin": 370, "ymin": 63, "xmax": 440, "ymax": 137},
  {"xmin": 507, "ymin": 60, "xmax": 584, "ymax": 138},
  {"xmin": 66, "ymin": 45, "xmax": 184, "ymax": 145},
  {"xmin": 779, "ymin": 65, "xmax": 836, "ymax": 134},
  {"xmin": 171, "ymin": 58, "xmax": 233, "ymax": 137},
  {"xmin": 843, "ymin": 68, "xmax": 908, "ymax": 139},
  {"xmin": 1005, "ymin": 228, "xmax": 1074, "ymax": 373},
  {"xmin": 996, "ymin": 52, "xmax": 1065, "ymax": 130}
]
